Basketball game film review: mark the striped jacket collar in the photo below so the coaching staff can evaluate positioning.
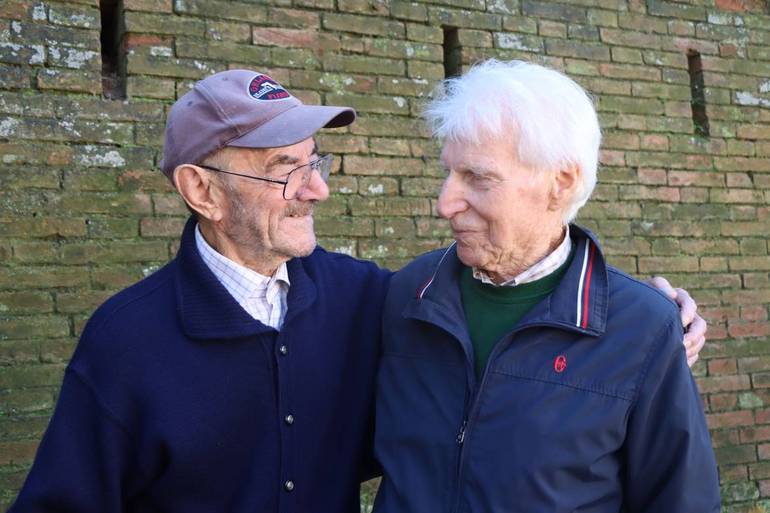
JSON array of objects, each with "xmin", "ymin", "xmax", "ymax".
[{"xmin": 411, "ymin": 224, "xmax": 608, "ymax": 337}]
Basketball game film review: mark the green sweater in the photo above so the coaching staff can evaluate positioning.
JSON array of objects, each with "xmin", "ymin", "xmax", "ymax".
[{"xmin": 460, "ymin": 250, "xmax": 574, "ymax": 378}]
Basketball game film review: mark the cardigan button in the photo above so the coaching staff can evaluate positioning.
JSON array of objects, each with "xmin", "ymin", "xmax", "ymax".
[
  {"xmin": 279, "ymin": 345, "xmax": 288, "ymax": 355},
  {"xmin": 284, "ymin": 480, "xmax": 295, "ymax": 492},
  {"xmin": 285, "ymin": 414, "xmax": 294, "ymax": 425}
]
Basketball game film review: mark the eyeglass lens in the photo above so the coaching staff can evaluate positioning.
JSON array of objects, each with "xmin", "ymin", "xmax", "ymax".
[{"xmin": 284, "ymin": 155, "xmax": 333, "ymax": 199}]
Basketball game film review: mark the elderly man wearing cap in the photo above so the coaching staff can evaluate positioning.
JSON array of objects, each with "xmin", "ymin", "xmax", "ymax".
[
  {"xmin": 11, "ymin": 68, "xmax": 705, "ymax": 513},
  {"xmin": 10, "ymin": 70, "xmax": 389, "ymax": 513}
]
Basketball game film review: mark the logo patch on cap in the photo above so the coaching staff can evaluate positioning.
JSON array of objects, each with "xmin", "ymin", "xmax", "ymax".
[{"xmin": 247, "ymin": 74, "xmax": 292, "ymax": 101}]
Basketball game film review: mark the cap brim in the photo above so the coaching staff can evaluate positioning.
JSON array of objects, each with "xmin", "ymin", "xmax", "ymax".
[{"xmin": 226, "ymin": 104, "xmax": 355, "ymax": 149}]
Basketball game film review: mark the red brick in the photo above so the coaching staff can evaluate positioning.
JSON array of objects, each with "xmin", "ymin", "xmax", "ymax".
[
  {"xmin": 740, "ymin": 357, "xmax": 770, "ymax": 374},
  {"xmin": 709, "ymin": 327, "xmax": 732, "ymax": 345},
  {"xmin": 760, "ymin": 479, "xmax": 770, "ymax": 497},
  {"xmin": 742, "ymin": 306, "xmax": 769, "ymax": 322},
  {"xmin": 124, "ymin": 0, "xmax": 173, "ymax": 12},
  {"xmin": 706, "ymin": 324, "xmax": 726, "ymax": 343},
  {"xmin": 729, "ymin": 322, "xmax": 770, "ymax": 339},
  {"xmin": 123, "ymin": 33, "xmax": 172, "ymax": 50},
  {"xmin": 711, "ymin": 393, "xmax": 739, "ymax": 411},
  {"xmin": 757, "ymin": 408, "xmax": 770, "ymax": 425},
  {"xmin": 598, "ymin": 150, "xmax": 625, "ymax": 166},
  {"xmin": 0, "ymin": 440, "xmax": 39, "ymax": 465},
  {"xmin": 717, "ymin": 444, "xmax": 758, "ymax": 464},
  {"xmin": 702, "ymin": 307, "xmax": 740, "ymax": 322},
  {"xmin": 742, "ymin": 426, "xmax": 770, "ymax": 444},
  {"xmin": 252, "ymin": 28, "xmax": 320, "ymax": 48},
  {"xmin": 722, "ymin": 464, "xmax": 749, "ymax": 482},
  {"xmin": 668, "ymin": 171, "xmax": 724, "ymax": 187},
  {"xmin": 715, "ymin": 0, "xmax": 767, "ymax": 12},
  {"xmin": 640, "ymin": 134, "xmax": 669, "ymax": 151},
  {"xmin": 0, "ymin": 0, "xmax": 32, "ymax": 19},
  {"xmin": 710, "ymin": 358, "xmax": 738, "ymax": 375},
  {"xmin": 637, "ymin": 168, "xmax": 667, "ymax": 185},
  {"xmin": 754, "ymin": 373, "xmax": 770, "ymax": 389},
  {"xmin": 720, "ymin": 43, "xmax": 738, "ymax": 58},
  {"xmin": 698, "ymin": 375, "xmax": 752, "ymax": 393}
]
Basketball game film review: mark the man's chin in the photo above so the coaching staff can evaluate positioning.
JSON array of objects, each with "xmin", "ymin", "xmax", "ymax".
[
  {"xmin": 296, "ymin": 241, "xmax": 316, "ymax": 258},
  {"xmin": 287, "ymin": 236, "xmax": 317, "ymax": 259},
  {"xmin": 455, "ymin": 244, "xmax": 483, "ymax": 269}
]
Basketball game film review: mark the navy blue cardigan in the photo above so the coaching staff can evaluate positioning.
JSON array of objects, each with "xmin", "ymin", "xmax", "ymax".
[{"xmin": 11, "ymin": 218, "xmax": 391, "ymax": 513}]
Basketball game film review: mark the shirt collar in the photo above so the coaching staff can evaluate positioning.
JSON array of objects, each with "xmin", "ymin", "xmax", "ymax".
[
  {"xmin": 472, "ymin": 228, "xmax": 571, "ymax": 287},
  {"xmin": 194, "ymin": 224, "xmax": 290, "ymax": 302}
]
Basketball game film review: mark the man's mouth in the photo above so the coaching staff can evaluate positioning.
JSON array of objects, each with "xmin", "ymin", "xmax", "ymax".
[{"xmin": 285, "ymin": 207, "xmax": 313, "ymax": 219}]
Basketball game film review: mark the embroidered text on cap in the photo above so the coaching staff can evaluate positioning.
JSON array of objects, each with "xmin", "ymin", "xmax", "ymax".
[{"xmin": 248, "ymin": 74, "xmax": 292, "ymax": 101}]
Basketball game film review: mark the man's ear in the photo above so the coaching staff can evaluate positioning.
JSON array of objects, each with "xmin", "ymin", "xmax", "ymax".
[
  {"xmin": 548, "ymin": 163, "xmax": 581, "ymax": 213},
  {"xmin": 173, "ymin": 165, "xmax": 225, "ymax": 222}
]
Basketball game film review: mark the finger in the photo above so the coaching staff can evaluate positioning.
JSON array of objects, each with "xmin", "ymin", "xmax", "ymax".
[
  {"xmin": 685, "ymin": 335, "xmax": 706, "ymax": 360},
  {"xmin": 675, "ymin": 287, "xmax": 697, "ymax": 327},
  {"xmin": 647, "ymin": 276, "xmax": 677, "ymax": 299},
  {"xmin": 687, "ymin": 353, "xmax": 699, "ymax": 368},
  {"xmin": 685, "ymin": 314, "xmax": 707, "ymax": 343}
]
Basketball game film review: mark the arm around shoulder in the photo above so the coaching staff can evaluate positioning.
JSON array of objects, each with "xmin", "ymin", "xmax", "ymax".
[{"xmin": 623, "ymin": 316, "xmax": 720, "ymax": 512}]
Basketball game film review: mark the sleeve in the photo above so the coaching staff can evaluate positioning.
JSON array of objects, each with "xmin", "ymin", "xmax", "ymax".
[
  {"xmin": 359, "ymin": 406, "xmax": 384, "ymax": 482},
  {"xmin": 623, "ymin": 317, "xmax": 721, "ymax": 512},
  {"xmin": 358, "ymin": 266, "xmax": 391, "ymax": 482},
  {"xmin": 8, "ymin": 369, "xmax": 134, "ymax": 513}
]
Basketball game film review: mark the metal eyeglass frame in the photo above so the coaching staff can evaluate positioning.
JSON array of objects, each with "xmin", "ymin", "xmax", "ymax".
[{"xmin": 197, "ymin": 154, "xmax": 333, "ymax": 200}]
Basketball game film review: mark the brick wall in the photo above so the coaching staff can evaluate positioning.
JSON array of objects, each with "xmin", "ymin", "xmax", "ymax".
[{"xmin": 0, "ymin": 0, "xmax": 769, "ymax": 510}]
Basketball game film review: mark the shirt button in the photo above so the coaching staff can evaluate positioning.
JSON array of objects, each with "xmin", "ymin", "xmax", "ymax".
[
  {"xmin": 284, "ymin": 480, "xmax": 294, "ymax": 492},
  {"xmin": 284, "ymin": 414, "xmax": 294, "ymax": 425},
  {"xmin": 279, "ymin": 345, "xmax": 288, "ymax": 355}
]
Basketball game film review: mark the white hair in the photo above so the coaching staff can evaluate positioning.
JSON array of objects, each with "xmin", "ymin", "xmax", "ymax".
[{"xmin": 423, "ymin": 59, "xmax": 602, "ymax": 223}]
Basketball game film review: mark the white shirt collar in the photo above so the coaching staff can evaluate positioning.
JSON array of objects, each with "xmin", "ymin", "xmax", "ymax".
[{"xmin": 194, "ymin": 224, "xmax": 290, "ymax": 328}]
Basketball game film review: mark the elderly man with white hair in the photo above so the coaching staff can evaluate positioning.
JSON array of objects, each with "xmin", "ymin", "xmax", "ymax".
[{"xmin": 373, "ymin": 60, "xmax": 720, "ymax": 512}]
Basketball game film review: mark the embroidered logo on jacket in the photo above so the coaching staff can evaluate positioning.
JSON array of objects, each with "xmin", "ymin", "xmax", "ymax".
[{"xmin": 553, "ymin": 355, "xmax": 567, "ymax": 373}]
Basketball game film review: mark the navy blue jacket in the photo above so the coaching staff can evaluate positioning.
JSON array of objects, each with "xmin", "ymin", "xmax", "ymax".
[
  {"xmin": 11, "ymin": 217, "xmax": 391, "ymax": 513},
  {"xmin": 374, "ymin": 225, "xmax": 720, "ymax": 513}
]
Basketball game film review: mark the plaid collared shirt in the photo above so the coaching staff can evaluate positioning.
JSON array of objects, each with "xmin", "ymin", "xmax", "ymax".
[
  {"xmin": 195, "ymin": 225, "xmax": 290, "ymax": 329},
  {"xmin": 472, "ymin": 228, "xmax": 572, "ymax": 287}
]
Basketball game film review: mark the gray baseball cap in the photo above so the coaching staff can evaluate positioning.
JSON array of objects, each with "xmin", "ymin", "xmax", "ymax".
[{"xmin": 160, "ymin": 69, "xmax": 356, "ymax": 179}]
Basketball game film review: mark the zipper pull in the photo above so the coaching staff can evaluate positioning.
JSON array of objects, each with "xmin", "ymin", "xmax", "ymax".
[{"xmin": 456, "ymin": 419, "xmax": 468, "ymax": 444}]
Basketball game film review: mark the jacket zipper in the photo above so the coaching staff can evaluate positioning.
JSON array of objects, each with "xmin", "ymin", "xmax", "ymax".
[
  {"xmin": 456, "ymin": 419, "xmax": 467, "ymax": 444},
  {"xmin": 450, "ymin": 322, "xmax": 571, "ymax": 513},
  {"xmin": 451, "ymin": 337, "xmax": 503, "ymax": 513}
]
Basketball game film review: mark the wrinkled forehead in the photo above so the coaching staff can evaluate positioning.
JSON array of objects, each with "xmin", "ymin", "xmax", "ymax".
[{"xmin": 439, "ymin": 133, "xmax": 519, "ymax": 169}]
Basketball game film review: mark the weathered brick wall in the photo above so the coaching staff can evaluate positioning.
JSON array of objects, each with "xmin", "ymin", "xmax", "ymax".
[{"xmin": 0, "ymin": 0, "xmax": 769, "ymax": 510}]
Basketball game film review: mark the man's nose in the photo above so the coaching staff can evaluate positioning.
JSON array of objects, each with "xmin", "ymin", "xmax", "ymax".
[
  {"xmin": 296, "ymin": 168, "xmax": 329, "ymax": 202},
  {"xmin": 436, "ymin": 172, "xmax": 465, "ymax": 219}
]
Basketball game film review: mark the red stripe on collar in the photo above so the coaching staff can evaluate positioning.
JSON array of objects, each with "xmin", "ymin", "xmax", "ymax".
[{"xmin": 580, "ymin": 242, "xmax": 597, "ymax": 329}]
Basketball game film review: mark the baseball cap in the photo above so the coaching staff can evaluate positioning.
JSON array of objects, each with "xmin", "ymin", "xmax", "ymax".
[{"xmin": 160, "ymin": 69, "xmax": 356, "ymax": 179}]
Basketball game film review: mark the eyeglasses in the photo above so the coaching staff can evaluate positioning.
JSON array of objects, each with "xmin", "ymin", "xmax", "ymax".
[{"xmin": 198, "ymin": 154, "xmax": 334, "ymax": 200}]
